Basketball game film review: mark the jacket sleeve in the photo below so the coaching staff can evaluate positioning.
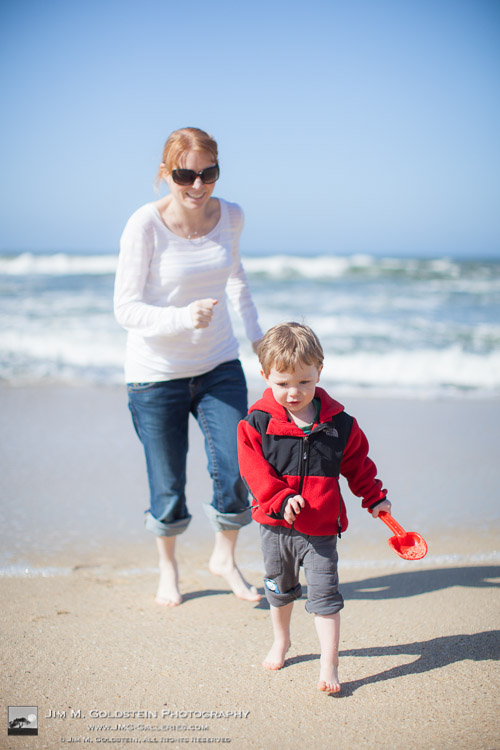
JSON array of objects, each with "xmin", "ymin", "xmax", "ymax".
[
  {"xmin": 340, "ymin": 417, "xmax": 387, "ymax": 510},
  {"xmin": 237, "ymin": 419, "xmax": 296, "ymax": 519}
]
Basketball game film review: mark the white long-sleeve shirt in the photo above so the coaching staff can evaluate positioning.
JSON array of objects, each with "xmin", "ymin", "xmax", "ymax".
[{"xmin": 114, "ymin": 198, "xmax": 262, "ymax": 382}]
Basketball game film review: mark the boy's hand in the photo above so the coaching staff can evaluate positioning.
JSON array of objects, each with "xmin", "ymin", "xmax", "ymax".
[
  {"xmin": 284, "ymin": 495, "xmax": 306, "ymax": 525},
  {"xmin": 371, "ymin": 499, "xmax": 392, "ymax": 518}
]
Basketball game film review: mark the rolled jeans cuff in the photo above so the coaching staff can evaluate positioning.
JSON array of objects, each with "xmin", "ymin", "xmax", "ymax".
[
  {"xmin": 203, "ymin": 504, "xmax": 252, "ymax": 532},
  {"xmin": 144, "ymin": 512, "xmax": 192, "ymax": 537}
]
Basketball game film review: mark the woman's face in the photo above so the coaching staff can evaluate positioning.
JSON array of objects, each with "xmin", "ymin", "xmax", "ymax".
[{"xmin": 165, "ymin": 149, "xmax": 218, "ymax": 212}]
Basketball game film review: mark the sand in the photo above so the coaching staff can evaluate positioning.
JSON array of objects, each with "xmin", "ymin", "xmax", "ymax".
[{"xmin": 1, "ymin": 384, "xmax": 500, "ymax": 750}]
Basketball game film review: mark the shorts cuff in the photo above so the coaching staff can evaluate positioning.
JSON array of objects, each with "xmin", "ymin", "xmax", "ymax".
[
  {"xmin": 305, "ymin": 595, "xmax": 344, "ymax": 616},
  {"xmin": 264, "ymin": 582, "xmax": 302, "ymax": 607}
]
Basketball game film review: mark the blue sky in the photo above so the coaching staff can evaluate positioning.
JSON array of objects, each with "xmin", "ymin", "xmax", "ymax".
[{"xmin": 1, "ymin": 0, "xmax": 499, "ymax": 257}]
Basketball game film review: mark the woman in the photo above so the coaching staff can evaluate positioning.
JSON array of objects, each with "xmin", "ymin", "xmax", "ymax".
[{"xmin": 114, "ymin": 127, "xmax": 262, "ymax": 606}]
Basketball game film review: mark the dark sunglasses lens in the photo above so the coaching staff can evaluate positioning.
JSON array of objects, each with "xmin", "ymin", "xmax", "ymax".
[
  {"xmin": 172, "ymin": 169, "xmax": 195, "ymax": 185},
  {"xmin": 171, "ymin": 165, "xmax": 219, "ymax": 186},
  {"xmin": 201, "ymin": 165, "xmax": 219, "ymax": 184}
]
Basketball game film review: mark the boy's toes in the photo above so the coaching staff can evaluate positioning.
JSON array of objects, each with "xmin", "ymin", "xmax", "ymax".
[
  {"xmin": 262, "ymin": 659, "xmax": 284, "ymax": 671},
  {"xmin": 318, "ymin": 680, "xmax": 341, "ymax": 694}
]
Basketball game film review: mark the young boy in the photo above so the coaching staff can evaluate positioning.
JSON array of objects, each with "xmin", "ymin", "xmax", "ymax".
[{"xmin": 237, "ymin": 322, "xmax": 392, "ymax": 694}]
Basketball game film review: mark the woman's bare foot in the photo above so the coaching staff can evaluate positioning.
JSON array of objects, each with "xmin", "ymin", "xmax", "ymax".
[
  {"xmin": 155, "ymin": 560, "xmax": 182, "ymax": 607},
  {"xmin": 209, "ymin": 556, "xmax": 261, "ymax": 601},
  {"xmin": 155, "ymin": 536, "xmax": 182, "ymax": 607},
  {"xmin": 209, "ymin": 530, "xmax": 261, "ymax": 602},
  {"xmin": 318, "ymin": 662, "xmax": 341, "ymax": 694},
  {"xmin": 262, "ymin": 639, "xmax": 291, "ymax": 670}
]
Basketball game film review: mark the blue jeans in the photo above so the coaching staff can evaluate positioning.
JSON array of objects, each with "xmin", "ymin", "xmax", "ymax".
[{"xmin": 127, "ymin": 359, "xmax": 251, "ymax": 537}]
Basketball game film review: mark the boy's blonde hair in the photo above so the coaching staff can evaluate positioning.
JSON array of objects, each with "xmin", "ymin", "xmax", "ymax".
[{"xmin": 258, "ymin": 322, "xmax": 324, "ymax": 376}]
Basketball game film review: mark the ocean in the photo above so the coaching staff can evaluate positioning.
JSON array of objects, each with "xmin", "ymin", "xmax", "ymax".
[
  {"xmin": 2, "ymin": 250, "xmax": 500, "ymax": 575},
  {"xmin": 1, "ymin": 251, "xmax": 499, "ymax": 399}
]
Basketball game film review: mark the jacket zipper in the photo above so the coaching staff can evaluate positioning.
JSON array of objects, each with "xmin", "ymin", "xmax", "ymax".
[
  {"xmin": 288, "ymin": 436, "xmax": 310, "ymax": 530},
  {"xmin": 336, "ymin": 479, "xmax": 343, "ymax": 538},
  {"xmin": 298, "ymin": 436, "xmax": 309, "ymax": 495},
  {"xmin": 302, "ymin": 432, "xmax": 343, "ymax": 539}
]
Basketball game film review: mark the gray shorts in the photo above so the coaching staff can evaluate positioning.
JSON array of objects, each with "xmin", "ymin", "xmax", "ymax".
[{"xmin": 260, "ymin": 525, "xmax": 344, "ymax": 616}]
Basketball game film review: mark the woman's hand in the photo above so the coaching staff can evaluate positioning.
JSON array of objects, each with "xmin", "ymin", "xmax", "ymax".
[
  {"xmin": 252, "ymin": 339, "xmax": 262, "ymax": 355},
  {"xmin": 190, "ymin": 298, "xmax": 218, "ymax": 329}
]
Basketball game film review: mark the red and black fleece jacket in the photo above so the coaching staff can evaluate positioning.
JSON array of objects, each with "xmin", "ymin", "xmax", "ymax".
[{"xmin": 237, "ymin": 387, "xmax": 387, "ymax": 537}]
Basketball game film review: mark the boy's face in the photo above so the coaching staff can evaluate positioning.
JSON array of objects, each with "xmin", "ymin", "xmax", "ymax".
[{"xmin": 262, "ymin": 360, "xmax": 322, "ymax": 416}]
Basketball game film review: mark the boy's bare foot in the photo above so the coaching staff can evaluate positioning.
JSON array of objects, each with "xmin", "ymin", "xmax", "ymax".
[
  {"xmin": 318, "ymin": 663, "xmax": 341, "ymax": 694},
  {"xmin": 262, "ymin": 640, "xmax": 291, "ymax": 670}
]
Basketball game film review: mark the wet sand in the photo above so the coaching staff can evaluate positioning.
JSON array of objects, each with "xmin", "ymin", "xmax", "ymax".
[{"xmin": 1, "ymin": 384, "xmax": 499, "ymax": 749}]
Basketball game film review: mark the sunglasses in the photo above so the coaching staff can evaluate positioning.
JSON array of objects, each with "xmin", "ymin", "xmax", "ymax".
[{"xmin": 171, "ymin": 164, "xmax": 220, "ymax": 186}]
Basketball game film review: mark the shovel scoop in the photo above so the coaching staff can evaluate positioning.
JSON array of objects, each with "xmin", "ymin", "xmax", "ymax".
[{"xmin": 378, "ymin": 511, "xmax": 428, "ymax": 560}]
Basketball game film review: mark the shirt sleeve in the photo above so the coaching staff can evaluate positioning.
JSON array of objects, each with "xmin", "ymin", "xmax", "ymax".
[
  {"xmin": 113, "ymin": 209, "xmax": 193, "ymax": 337},
  {"xmin": 224, "ymin": 204, "xmax": 263, "ymax": 344}
]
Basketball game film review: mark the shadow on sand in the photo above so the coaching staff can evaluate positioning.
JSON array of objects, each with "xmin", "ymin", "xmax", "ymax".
[
  {"xmin": 286, "ymin": 631, "xmax": 500, "ymax": 695},
  {"xmin": 274, "ymin": 566, "xmax": 500, "ymax": 696},
  {"xmin": 341, "ymin": 564, "xmax": 500, "ymax": 600},
  {"xmin": 254, "ymin": 564, "xmax": 500, "ymax": 610},
  {"xmin": 335, "ymin": 629, "xmax": 500, "ymax": 697}
]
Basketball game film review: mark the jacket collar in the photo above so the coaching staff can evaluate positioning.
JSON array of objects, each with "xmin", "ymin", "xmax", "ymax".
[{"xmin": 249, "ymin": 387, "xmax": 344, "ymax": 436}]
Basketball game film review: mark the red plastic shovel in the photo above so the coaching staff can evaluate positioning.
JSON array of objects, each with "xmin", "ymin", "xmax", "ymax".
[{"xmin": 378, "ymin": 511, "xmax": 428, "ymax": 560}]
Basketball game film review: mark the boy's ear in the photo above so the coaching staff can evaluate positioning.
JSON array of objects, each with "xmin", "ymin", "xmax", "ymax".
[
  {"xmin": 317, "ymin": 364, "xmax": 323, "ymax": 381},
  {"xmin": 260, "ymin": 369, "xmax": 267, "ymax": 381}
]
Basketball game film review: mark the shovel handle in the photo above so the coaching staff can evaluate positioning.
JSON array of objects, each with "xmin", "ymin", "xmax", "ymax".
[{"xmin": 378, "ymin": 510, "xmax": 407, "ymax": 537}]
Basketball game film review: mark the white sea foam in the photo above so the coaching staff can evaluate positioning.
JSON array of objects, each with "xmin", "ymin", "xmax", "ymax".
[
  {"xmin": 320, "ymin": 347, "xmax": 500, "ymax": 391},
  {"xmin": 0, "ymin": 252, "xmax": 118, "ymax": 276},
  {"xmin": 1, "ymin": 550, "xmax": 498, "ymax": 577},
  {"xmin": 239, "ymin": 348, "xmax": 500, "ymax": 398},
  {"xmin": 242, "ymin": 253, "xmax": 492, "ymax": 283},
  {"xmin": 0, "ymin": 564, "xmax": 73, "ymax": 577},
  {"xmin": 0, "ymin": 251, "xmax": 494, "ymax": 281},
  {"xmin": 2, "ymin": 251, "xmax": 499, "ymax": 396}
]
